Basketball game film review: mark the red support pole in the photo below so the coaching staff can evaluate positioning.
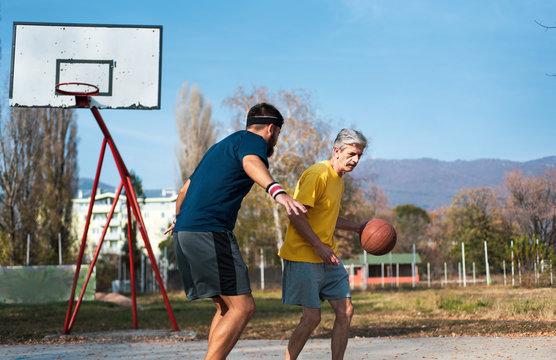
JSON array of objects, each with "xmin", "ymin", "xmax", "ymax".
[
  {"xmin": 126, "ymin": 199, "xmax": 138, "ymax": 329},
  {"xmin": 123, "ymin": 174, "xmax": 178, "ymax": 330},
  {"xmin": 89, "ymin": 107, "xmax": 179, "ymax": 331},
  {"xmin": 67, "ymin": 182, "xmax": 124, "ymax": 333},
  {"xmin": 63, "ymin": 138, "xmax": 108, "ymax": 334}
]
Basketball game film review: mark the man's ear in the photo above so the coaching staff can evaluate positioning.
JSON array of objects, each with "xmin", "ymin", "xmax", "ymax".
[{"xmin": 267, "ymin": 123, "xmax": 276, "ymax": 136}]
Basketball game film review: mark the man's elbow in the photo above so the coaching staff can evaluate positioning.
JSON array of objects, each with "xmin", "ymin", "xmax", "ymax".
[{"xmin": 178, "ymin": 181, "xmax": 190, "ymax": 198}]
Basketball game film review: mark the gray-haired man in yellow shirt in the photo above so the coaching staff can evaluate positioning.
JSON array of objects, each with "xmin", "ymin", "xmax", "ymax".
[{"xmin": 278, "ymin": 128, "xmax": 368, "ymax": 360}]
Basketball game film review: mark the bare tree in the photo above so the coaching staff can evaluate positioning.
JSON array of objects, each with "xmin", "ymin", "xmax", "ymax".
[
  {"xmin": 445, "ymin": 187, "xmax": 513, "ymax": 273},
  {"xmin": 535, "ymin": 20, "xmax": 556, "ymax": 76},
  {"xmin": 425, "ymin": 207, "xmax": 452, "ymax": 275},
  {"xmin": 503, "ymin": 169, "xmax": 556, "ymax": 253},
  {"xmin": 0, "ymin": 108, "xmax": 44, "ymax": 265},
  {"xmin": 223, "ymin": 85, "xmax": 332, "ymax": 264},
  {"xmin": 36, "ymin": 108, "xmax": 78, "ymax": 264},
  {"xmin": 335, "ymin": 181, "xmax": 389, "ymax": 259},
  {"xmin": 175, "ymin": 82, "xmax": 218, "ymax": 186},
  {"xmin": 535, "ymin": 20, "xmax": 556, "ymax": 30}
]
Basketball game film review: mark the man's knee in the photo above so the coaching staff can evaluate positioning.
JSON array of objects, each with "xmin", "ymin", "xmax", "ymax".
[
  {"xmin": 236, "ymin": 295, "xmax": 256, "ymax": 319},
  {"xmin": 333, "ymin": 299, "xmax": 354, "ymax": 324},
  {"xmin": 301, "ymin": 309, "xmax": 321, "ymax": 329},
  {"xmin": 244, "ymin": 299, "xmax": 256, "ymax": 319},
  {"xmin": 220, "ymin": 294, "xmax": 256, "ymax": 319},
  {"xmin": 344, "ymin": 300, "xmax": 354, "ymax": 321}
]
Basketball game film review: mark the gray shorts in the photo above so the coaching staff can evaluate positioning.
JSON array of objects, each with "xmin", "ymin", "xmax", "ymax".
[
  {"xmin": 282, "ymin": 259, "xmax": 351, "ymax": 308},
  {"xmin": 174, "ymin": 230, "xmax": 251, "ymax": 300}
]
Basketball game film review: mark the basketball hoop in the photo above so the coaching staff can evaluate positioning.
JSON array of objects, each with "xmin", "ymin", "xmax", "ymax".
[{"xmin": 55, "ymin": 82, "xmax": 100, "ymax": 107}]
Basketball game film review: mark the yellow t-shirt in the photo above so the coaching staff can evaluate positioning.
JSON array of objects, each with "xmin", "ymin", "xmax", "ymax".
[{"xmin": 278, "ymin": 160, "xmax": 344, "ymax": 263}]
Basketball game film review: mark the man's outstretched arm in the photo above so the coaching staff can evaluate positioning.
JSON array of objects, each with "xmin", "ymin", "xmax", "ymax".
[{"xmin": 242, "ymin": 154, "xmax": 307, "ymax": 216}]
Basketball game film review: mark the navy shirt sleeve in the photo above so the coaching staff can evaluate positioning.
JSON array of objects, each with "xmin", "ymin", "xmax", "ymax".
[
  {"xmin": 237, "ymin": 132, "xmax": 269, "ymax": 168},
  {"xmin": 175, "ymin": 130, "xmax": 271, "ymax": 232}
]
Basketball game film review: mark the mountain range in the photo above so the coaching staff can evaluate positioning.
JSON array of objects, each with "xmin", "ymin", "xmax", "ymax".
[
  {"xmin": 78, "ymin": 156, "xmax": 556, "ymax": 211},
  {"xmin": 353, "ymin": 156, "xmax": 556, "ymax": 210}
]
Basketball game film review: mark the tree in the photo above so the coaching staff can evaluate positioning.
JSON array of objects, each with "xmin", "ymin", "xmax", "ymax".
[
  {"xmin": 445, "ymin": 188, "xmax": 513, "ymax": 273},
  {"xmin": 121, "ymin": 170, "xmax": 145, "ymax": 278},
  {"xmin": 335, "ymin": 180, "xmax": 389, "ymax": 259},
  {"xmin": 392, "ymin": 204, "xmax": 431, "ymax": 254},
  {"xmin": 536, "ymin": 20, "xmax": 556, "ymax": 76},
  {"xmin": 175, "ymin": 82, "xmax": 218, "ymax": 185},
  {"xmin": 503, "ymin": 169, "xmax": 556, "ymax": 263},
  {"xmin": 36, "ymin": 108, "xmax": 78, "ymax": 264},
  {"xmin": 223, "ymin": 85, "xmax": 332, "ymax": 266},
  {"xmin": 425, "ymin": 207, "xmax": 452, "ymax": 275},
  {"xmin": 0, "ymin": 108, "xmax": 44, "ymax": 265}
]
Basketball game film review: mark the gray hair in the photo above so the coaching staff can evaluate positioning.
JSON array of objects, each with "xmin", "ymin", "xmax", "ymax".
[{"xmin": 333, "ymin": 129, "xmax": 368, "ymax": 151}]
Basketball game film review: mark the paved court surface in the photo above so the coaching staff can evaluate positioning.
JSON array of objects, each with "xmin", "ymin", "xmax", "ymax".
[{"xmin": 2, "ymin": 336, "xmax": 555, "ymax": 360}]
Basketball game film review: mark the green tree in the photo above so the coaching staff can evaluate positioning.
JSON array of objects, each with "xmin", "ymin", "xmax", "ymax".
[
  {"xmin": 510, "ymin": 236, "xmax": 553, "ymax": 280},
  {"xmin": 158, "ymin": 230, "xmax": 175, "ymax": 267},
  {"xmin": 392, "ymin": 204, "xmax": 431, "ymax": 253},
  {"xmin": 121, "ymin": 170, "xmax": 145, "ymax": 277}
]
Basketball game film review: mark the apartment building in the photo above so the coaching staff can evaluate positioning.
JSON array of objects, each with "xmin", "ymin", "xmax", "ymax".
[{"xmin": 72, "ymin": 188, "xmax": 177, "ymax": 258}]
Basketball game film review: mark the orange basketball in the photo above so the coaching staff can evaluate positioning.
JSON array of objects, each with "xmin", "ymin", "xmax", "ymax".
[{"xmin": 360, "ymin": 219, "xmax": 397, "ymax": 255}]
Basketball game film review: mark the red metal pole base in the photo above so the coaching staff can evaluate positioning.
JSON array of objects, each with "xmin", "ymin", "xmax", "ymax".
[{"xmin": 62, "ymin": 106, "xmax": 179, "ymax": 334}]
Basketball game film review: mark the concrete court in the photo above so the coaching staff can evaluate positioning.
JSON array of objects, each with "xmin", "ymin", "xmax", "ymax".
[{"xmin": 2, "ymin": 336, "xmax": 555, "ymax": 360}]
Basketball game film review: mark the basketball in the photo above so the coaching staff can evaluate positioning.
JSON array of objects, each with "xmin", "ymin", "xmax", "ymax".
[{"xmin": 360, "ymin": 219, "xmax": 397, "ymax": 255}]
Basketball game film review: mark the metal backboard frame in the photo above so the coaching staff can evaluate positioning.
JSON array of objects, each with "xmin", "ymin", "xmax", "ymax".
[{"xmin": 10, "ymin": 22, "xmax": 162, "ymax": 109}]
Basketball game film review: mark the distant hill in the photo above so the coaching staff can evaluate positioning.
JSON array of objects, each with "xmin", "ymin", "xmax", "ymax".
[
  {"xmin": 354, "ymin": 156, "xmax": 556, "ymax": 210},
  {"xmin": 77, "ymin": 178, "xmax": 115, "ymax": 197}
]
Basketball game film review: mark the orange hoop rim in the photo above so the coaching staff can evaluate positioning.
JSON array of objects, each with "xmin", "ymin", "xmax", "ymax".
[{"xmin": 55, "ymin": 82, "xmax": 100, "ymax": 96}]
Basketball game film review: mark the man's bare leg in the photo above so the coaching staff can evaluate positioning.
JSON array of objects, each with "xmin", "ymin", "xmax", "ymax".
[
  {"xmin": 205, "ymin": 293, "xmax": 255, "ymax": 360},
  {"xmin": 285, "ymin": 306, "xmax": 321, "ymax": 360},
  {"xmin": 328, "ymin": 298, "xmax": 354, "ymax": 360},
  {"xmin": 208, "ymin": 297, "xmax": 228, "ymax": 345}
]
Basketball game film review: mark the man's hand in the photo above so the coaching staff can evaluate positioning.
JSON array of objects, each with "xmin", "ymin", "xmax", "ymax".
[
  {"xmin": 288, "ymin": 210, "xmax": 340, "ymax": 266},
  {"xmin": 274, "ymin": 193, "xmax": 307, "ymax": 216},
  {"xmin": 163, "ymin": 218, "xmax": 176, "ymax": 235},
  {"xmin": 315, "ymin": 243, "xmax": 340, "ymax": 266},
  {"xmin": 358, "ymin": 220, "xmax": 369, "ymax": 237}
]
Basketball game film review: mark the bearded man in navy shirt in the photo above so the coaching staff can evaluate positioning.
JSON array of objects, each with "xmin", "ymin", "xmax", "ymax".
[{"xmin": 166, "ymin": 102, "xmax": 306, "ymax": 359}]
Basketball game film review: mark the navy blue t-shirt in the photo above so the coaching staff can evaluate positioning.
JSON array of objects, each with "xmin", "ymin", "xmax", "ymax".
[{"xmin": 174, "ymin": 130, "xmax": 269, "ymax": 231}]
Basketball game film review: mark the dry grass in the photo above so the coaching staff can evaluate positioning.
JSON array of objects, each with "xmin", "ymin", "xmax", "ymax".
[
  {"xmin": 343, "ymin": 287, "xmax": 555, "ymax": 338},
  {"xmin": 1, "ymin": 286, "xmax": 554, "ymax": 344}
]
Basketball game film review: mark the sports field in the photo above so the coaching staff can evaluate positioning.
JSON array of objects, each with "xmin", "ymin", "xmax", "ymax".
[{"xmin": 1, "ymin": 286, "xmax": 554, "ymax": 344}]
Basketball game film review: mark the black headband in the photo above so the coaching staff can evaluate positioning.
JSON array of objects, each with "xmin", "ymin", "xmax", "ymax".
[{"xmin": 246, "ymin": 116, "xmax": 283, "ymax": 128}]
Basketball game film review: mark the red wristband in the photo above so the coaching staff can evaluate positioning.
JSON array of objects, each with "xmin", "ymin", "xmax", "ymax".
[{"xmin": 267, "ymin": 182, "xmax": 286, "ymax": 199}]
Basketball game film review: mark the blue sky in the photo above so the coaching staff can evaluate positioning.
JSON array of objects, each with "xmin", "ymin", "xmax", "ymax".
[{"xmin": 1, "ymin": 1, "xmax": 555, "ymax": 189}]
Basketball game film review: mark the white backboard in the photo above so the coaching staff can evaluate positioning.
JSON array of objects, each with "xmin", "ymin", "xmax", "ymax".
[{"xmin": 10, "ymin": 22, "xmax": 162, "ymax": 109}]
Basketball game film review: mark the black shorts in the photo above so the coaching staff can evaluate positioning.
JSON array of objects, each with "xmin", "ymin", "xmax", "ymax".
[{"xmin": 174, "ymin": 230, "xmax": 251, "ymax": 300}]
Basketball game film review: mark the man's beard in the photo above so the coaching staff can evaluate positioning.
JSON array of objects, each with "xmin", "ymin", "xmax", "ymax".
[
  {"xmin": 267, "ymin": 144, "xmax": 275, "ymax": 157},
  {"xmin": 267, "ymin": 130, "xmax": 279, "ymax": 157}
]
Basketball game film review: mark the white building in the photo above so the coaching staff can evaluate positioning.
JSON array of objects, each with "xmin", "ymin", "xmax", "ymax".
[{"xmin": 72, "ymin": 188, "xmax": 177, "ymax": 258}]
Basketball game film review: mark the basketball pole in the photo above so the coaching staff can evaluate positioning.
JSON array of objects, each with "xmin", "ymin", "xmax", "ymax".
[
  {"xmin": 65, "ymin": 181, "xmax": 125, "ymax": 333},
  {"xmin": 63, "ymin": 138, "xmax": 107, "ymax": 334},
  {"xmin": 63, "ymin": 103, "xmax": 179, "ymax": 334}
]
